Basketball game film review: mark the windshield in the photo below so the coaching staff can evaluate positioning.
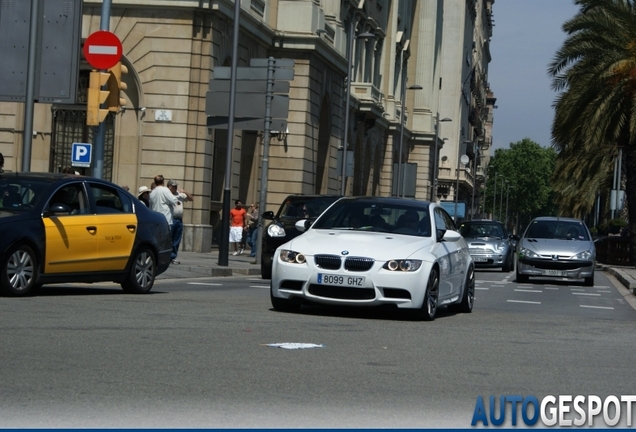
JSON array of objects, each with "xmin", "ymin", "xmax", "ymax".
[
  {"xmin": 278, "ymin": 196, "xmax": 340, "ymax": 219},
  {"xmin": 0, "ymin": 177, "xmax": 49, "ymax": 212},
  {"xmin": 459, "ymin": 222, "xmax": 504, "ymax": 238},
  {"xmin": 311, "ymin": 199, "xmax": 431, "ymax": 237},
  {"xmin": 525, "ymin": 220, "xmax": 590, "ymax": 241}
]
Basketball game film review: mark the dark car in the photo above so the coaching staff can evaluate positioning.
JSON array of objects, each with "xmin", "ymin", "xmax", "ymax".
[
  {"xmin": 0, "ymin": 172, "xmax": 172, "ymax": 297},
  {"xmin": 458, "ymin": 219, "xmax": 517, "ymax": 272},
  {"xmin": 260, "ymin": 194, "xmax": 341, "ymax": 279}
]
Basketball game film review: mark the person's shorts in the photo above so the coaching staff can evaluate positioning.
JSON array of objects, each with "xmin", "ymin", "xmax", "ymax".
[{"xmin": 229, "ymin": 226, "xmax": 243, "ymax": 243}]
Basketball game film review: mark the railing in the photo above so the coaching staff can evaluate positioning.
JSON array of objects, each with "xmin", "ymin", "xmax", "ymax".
[{"xmin": 595, "ymin": 236, "xmax": 633, "ymax": 266}]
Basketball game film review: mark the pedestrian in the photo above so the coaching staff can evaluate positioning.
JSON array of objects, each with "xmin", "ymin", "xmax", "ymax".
[
  {"xmin": 149, "ymin": 175, "xmax": 179, "ymax": 262},
  {"xmin": 167, "ymin": 179, "xmax": 193, "ymax": 264},
  {"xmin": 229, "ymin": 199, "xmax": 246, "ymax": 255},
  {"xmin": 246, "ymin": 202, "xmax": 260, "ymax": 257},
  {"xmin": 137, "ymin": 185, "xmax": 151, "ymax": 206},
  {"xmin": 0, "ymin": 153, "xmax": 4, "ymax": 173}
]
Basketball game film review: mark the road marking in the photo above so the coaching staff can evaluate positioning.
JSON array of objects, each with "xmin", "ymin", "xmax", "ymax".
[
  {"xmin": 596, "ymin": 290, "xmax": 611, "ymax": 293},
  {"xmin": 572, "ymin": 292, "xmax": 601, "ymax": 296},
  {"xmin": 250, "ymin": 285, "xmax": 269, "ymax": 289},
  {"xmin": 476, "ymin": 287, "xmax": 489, "ymax": 290},
  {"xmin": 544, "ymin": 287, "xmax": 559, "ymax": 290},
  {"xmin": 187, "ymin": 282, "xmax": 222, "ymax": 286},
  {"xmin": 514, "ymin": 289, "xmax": 542, "ymax": 293},
  {"xmin": 507, "ymin": 300, "xmax": 541, "ymax": 304},
  {"xmin": 580, "ymin": 305, "xmax": 614, "ymax": 310}
]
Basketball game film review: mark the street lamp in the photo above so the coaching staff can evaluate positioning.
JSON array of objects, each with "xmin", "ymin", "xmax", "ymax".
[
  {"xmin": 505, "ymin": 185, "xmax": 513, "ymax": 228},
  {"xmin": 454, "ymin": 146, "xmax": 470, "ymax": 222},
  {"xmin": 397, "ymin": 82, "xmax": 422, "ymax": 197},
  {"xmin": 430, "ymin": 114, "xmax": 452, "ymax": 201},
  {"xmin": 340, "ymin": 24, "xmax": 374, "ymax": 195}
]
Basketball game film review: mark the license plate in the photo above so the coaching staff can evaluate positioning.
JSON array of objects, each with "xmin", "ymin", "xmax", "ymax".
[
  {"xmin": 473, "ymin": 256, "xmax": 488, "ymax": 262},
  {"xmin": 317, "ymin": 273, "xmax": 365, "ymax": 287},
  {"xmin": 542, "ymin": 269, "xmax": 565, "ymax": 277}
]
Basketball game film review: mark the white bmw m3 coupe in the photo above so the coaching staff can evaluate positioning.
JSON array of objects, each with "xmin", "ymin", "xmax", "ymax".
[{"xmin": 270, "ymin": 196, "xmax": 475, "ymax": 320}]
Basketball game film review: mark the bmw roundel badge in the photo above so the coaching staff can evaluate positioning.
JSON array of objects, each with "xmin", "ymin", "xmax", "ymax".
[{"xmin": 341, "ymin": 250, "xmax": 349, "ymax": 255}]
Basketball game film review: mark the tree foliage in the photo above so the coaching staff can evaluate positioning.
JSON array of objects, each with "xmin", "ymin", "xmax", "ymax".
[
  {"xmin": 484, "ymin": 139, "xmax": 557, "ymax": 232},
  {"xmin": 548, "ymin": 0, "xmax": 636, "ymax": 265}
]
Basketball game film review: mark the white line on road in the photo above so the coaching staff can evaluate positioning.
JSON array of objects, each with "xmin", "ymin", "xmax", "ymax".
[
  {"xmin": 476, "ymin": 287, "xmax": 489, "ymax": 290},
  {"xmin": 544, "ymin": 287, "xmax": 559, "ymax": 290},
  {"xmin": 570, "ymin": 288, "xmax": 585, "ymax": 291},
  {"xmin": 580, "ymin": 305, "xmax": 614, "ymax": 310},
  {"xmin": 187, "ymin": 282, "xmax": 222, "ymax": 286},
  {"xmin": 514, "ymin": 289, "xmax": 542, "ymax": 293},
  {"xmin": 250, "ymin": 285, "xmax": 270, "ymax": 289},
  {"xmin": 507, "ymin": 300, "xmax": 541, "ymax": 304},
  {"xmin": 572, "ymin": 292, "xmax": 601, "ymax": 296}
]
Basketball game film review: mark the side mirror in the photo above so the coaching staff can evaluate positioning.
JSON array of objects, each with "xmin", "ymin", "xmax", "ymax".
[
  {"xmin": 295, "ymin": 219, "xmax": 309, "ymax": 232},
  {"xmin": 442, "ymin": 229, "xmax": 462, "ymax": 242},
  {"xmin": 262, "ymin": 211, "xmax": 275, "ymax": 220},
  {"xmin": 45, "ymin": 203, "xmax": 71, "ymax": 216}
]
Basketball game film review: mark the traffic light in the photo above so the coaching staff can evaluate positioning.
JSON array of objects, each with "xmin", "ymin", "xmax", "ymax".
[
  {"xmin": 86, "ymin": 71, "xmax": 110, "ymax": 126},
  {"xmin": 106, "ymin": 62, "xmax": 128, "ymax": 112}
]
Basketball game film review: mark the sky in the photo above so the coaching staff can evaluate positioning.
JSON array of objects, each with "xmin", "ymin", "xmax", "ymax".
[{"xmin": 488, "ymin": 0, "xmax": 580, "ymax": 151}]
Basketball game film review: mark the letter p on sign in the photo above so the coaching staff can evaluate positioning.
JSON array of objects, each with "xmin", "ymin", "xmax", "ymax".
[{"xmin": 71, "ymin": 143, "xmax": 92, "ymax": 168}]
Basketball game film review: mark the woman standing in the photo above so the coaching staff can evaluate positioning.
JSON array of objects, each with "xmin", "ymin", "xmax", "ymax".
[{"xmin": 246, "ymin": 203, "xmax": 260, "ymax": 257}]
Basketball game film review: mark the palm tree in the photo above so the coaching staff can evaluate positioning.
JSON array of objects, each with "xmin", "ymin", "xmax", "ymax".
[{"xmin": 549, "ymin": 0, "xmax": 636, "ymax": 265}]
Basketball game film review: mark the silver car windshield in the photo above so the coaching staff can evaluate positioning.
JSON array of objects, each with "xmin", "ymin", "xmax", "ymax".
[{"xmin": 526, "ymin": 220, "xmax": 589, "ymax": 241}]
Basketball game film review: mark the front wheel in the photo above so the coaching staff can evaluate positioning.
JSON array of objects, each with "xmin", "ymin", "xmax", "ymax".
[
  {"xmin": 457, "ymin": 266, "xmax": 475, "ymax": 313},
  {"xmin": 270, "ymin": 288, "xmax": 301, "ymax": 312},
  {"xmin": 261, "ymin": 254, "xmax": 272, "ymax": 280},
  {"xmin": 416, "ymin": 267, "xmax": 439, "ymax": 321},
  {"xmin": 502, "ymin": 254, "xmax": 512, "ymax": 272},
  {"xmin": 516, "ymin": 268, "xmax": 529, "ymax": 283},
  {"xmin": 121, "ymin": 247, "xmax": 156, "ymax": 294},
  {"xmin": 584, "ymin": 271, "xmax": 594, "ymax": 287},
  {"xmin": 1, "ymin": 245, "xmax": 39, "ymax": 297}
]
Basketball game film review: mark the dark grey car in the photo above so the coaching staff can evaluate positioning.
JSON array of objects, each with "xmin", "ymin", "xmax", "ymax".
[{"xmin": 458, "ymin": 219, "xmax": 516, "ymax": 272}]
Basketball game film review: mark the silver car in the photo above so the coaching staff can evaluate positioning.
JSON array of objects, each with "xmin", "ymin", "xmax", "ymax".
[
  {"xmin": 516, "ymin": 217, "xmax": 596, "ymax": 286},
  {"xmin": 458, "ymin": 220, "xmax": 515, "ymax": 272}
]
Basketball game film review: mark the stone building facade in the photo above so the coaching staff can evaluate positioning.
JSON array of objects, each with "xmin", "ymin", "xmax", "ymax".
[{"xmin": 0, "ymin": 0, "xmax": 495, "ymax": 251}]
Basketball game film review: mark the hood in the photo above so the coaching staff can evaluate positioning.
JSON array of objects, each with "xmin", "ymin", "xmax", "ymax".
[
  {"xmin": 282, "ymin": 229, "xmax": 436, "ymax": 260},
  {"xmin": 520, "ymin": 238, "xmax": 594, "ymax": 255}
]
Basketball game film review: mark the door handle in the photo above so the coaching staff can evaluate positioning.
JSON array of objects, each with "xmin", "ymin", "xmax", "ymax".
[
  {"xmin": 127, "ymin": 225, "xmax": 136, "ymax": 233},
  {"xmin": 86, "ymin": 226, "xmax": 97, "ymax": 234}
]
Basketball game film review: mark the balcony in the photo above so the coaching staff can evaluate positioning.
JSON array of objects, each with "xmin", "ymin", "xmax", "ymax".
[{"xmin": 352, "ymin": 82, "xmax": 385, "ymax": 116}]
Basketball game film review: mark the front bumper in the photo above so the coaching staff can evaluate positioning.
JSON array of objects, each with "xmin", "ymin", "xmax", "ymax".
[
  {"xmin": 470, "ymin": 252, "xmax": 507, "ymax": 268},
  {"xmin": 517, "ymin": 257, "xmax": 594, "ymax": 278}
]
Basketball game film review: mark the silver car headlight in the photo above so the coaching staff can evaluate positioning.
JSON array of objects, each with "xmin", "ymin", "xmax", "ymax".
[
  {"xmin": 268, "ymin": 224, "xmax": 286, "ymax": 238},
  {"xmin": 279, "ymin": 249, "xmax": 306, "ymax": 264},
  {"xmin": 573, "ymin": 250, "xmax": 593, "ymax": 260},
  {"xmin": 383, "ymin": 259, "xmax": 422, "ymax": 272},
  {"xmin": 518, "ymin": 247, "xmax": 540, "ymax": 259},
  {"xmin": 496, "ymin": 241, "xmax": 507, "ymax": 253}
]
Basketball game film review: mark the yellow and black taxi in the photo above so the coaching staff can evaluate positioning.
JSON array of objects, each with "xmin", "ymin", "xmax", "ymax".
[{"xmin": 0, "ymin": 172, "xmax": 172, "ymax": 297}]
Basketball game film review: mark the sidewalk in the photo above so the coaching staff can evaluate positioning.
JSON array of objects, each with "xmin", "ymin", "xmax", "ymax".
[
  {"xmin": 157, "ymin": 248, "xmax": 261, "ymax": 280},
  {"xmin": 159, "ymin": 249, "xmax": 636, "ymax": 295}
]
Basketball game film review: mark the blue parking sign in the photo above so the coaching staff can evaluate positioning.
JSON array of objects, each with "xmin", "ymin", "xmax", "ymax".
[{"xmin": 71, "ymin": 143, "xmax": 92, "ymax": 168}]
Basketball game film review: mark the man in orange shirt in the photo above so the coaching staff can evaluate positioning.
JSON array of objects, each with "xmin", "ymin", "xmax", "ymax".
[{"xmin": 230, "ymin": 199, "xmax": 247, "ymax": 255}]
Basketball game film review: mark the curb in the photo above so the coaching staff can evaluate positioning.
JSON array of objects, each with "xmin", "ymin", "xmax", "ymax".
[{"xmin": 598, "ymin": 264, "xmax": 636, "ymax": 295}]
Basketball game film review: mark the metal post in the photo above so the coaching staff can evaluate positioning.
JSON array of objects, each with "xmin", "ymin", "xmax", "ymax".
[
  {"xmin": 92, "ymin": 0, "xmax": 113, "ymax": 180},
  {"xmin": 470, "ymin": 158, "xmax": 476, "ymax": 220},
  {"xmin": 340, "ymin": 19, "xmax": 355, "ymax": 196},
  {"xmin": 493, "ymin": 172, "xmax": 498, "ymax": 220},
  {"xmin": 21, "ymin": 0, "xmax": 39, "ymax": 172},
  {"xmin": 499, "ymin": 180, "xmax": 506, "ymax": 222},
  {"xmin": 505, "ymin": 185, "xmax": 511, "ymax": 228},
  {"xmin": 454, "ymin": 154, "xmax": 460, "ymax": 221},
  {"xmin": 397, "ymin": 59, "xmax": 406, "ymax": 197},
  {"xmin": 218, "ymin": 0, "xmax": 241, "ymax": 266},
  {"xmin": 255, "ymin": 57, "xmax": 276, "ymax": 267},
  {"xmin": 430, "ymin": 115, "xmax": 451, "ymax": 201}
]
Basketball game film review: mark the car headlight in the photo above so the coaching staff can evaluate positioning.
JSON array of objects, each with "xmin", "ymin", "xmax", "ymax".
[
  {"xmin": 495, "ymin": 242, "xmax": 507, "ymax": 253},
  {"xmin": 573, "ymin": 250, "xmax": 593, "ymax": 260},
  {"xmin": 518, "ymin": 247, "xmax": 540, "ymax": 259},
  {"xmin": 267, "ymin": 224, "xmax": 286, "ymax": 238},
  {"xmin": 279, "ymin": 249, "xmax": 306, "ymax": 264},
  {"xmin": 383, "ymin": 259, "xmax": 422, "ymax": 272}
]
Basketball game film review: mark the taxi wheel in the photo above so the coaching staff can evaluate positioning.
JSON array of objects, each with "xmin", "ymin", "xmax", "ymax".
[
  {"xmin": 1, "ymin": 244, "xmax": 39, "ymax": 297},
  {"xmin": 121, "ymin": 248, "xmax": 156, "ymax": 294}
]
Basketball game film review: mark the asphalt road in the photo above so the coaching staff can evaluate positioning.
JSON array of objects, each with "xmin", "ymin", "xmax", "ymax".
[{"xmin": 1, "ymin": 270, "xmax": 634, "ymax": 428}]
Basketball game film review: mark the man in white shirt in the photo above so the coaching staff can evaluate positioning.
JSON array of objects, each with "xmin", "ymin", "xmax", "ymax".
[
  {"xmin": 149, "ymin": 174, "xmax": 179, "ymax": 229},
  {"xmin": 167, "ymin": 179, "xmax": 193, "ymax": 264}
]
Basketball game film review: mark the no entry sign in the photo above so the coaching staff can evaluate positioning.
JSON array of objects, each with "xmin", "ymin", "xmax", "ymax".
[{"xmin": 83, "ymin": 30, "xmax": 122, "ymax": 70}]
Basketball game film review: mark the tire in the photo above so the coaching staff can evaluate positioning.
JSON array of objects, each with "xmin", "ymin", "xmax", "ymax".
[
  {"xmin": 416, "ymin": 267, "xmax": 439, "ymax": 321},
  {"xmin": 1, "ymin": 245, "xmax": 39, "ymax": 297},
  {"xmin": 584, "ymin": 271, "xmax": 594, "ymax": 287},
  {"xmin": 270, "ymin": 287, "xmax": 301, "ymax": 312},
  {"xmin": 121, "ymin": 247, "xmax": 156, "ymax": 294},
  {"xmin": 502, "ymin": 254, "xmax": 512, "ymax": 272},
  {"xmin": 516, "ymin": 268, "xmax": 529, "ymax": 283},
  {"xmin": 458, "ymin": 265, "xmax": 475, "ymax": 313},
  {"xmin": 261, "ymin": 254, "xmax": 272, "ymax": 280}
]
